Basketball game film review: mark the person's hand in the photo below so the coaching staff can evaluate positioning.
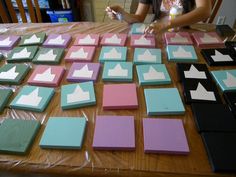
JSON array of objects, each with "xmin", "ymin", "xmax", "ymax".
[
  {"xmin": 105, "ymin": 6, "xmax": 124, "ymax": 20},
  {"xmin": 144, "ymin": 20, "xmax": 170, "ymax": 35}
]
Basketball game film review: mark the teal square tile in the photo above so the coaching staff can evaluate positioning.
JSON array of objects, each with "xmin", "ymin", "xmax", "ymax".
[
  {"xmin": 0, "ymin": 89, "xmax": 13, "ymax": 113},
  {"xmin": 211, "ymin": 69, "xmax": 236, "ymax": 92},
  {"xmin": 61, "ymin": 81, "xmax": 96, "ymax": 110},
  {"xmin": 32, "ymin": 47, "xmax": 64, "ymax": 65},
  {"xmin": 10, "ymin": 85, "xmax": 55, "ymax": 112},
  {"xmin": 0, "ymin": 64, "xmax": 30, "ymax": 85},
  {"xmin": 167, "ymin": 45, "xmax": 197, "ymax": 62},
  {"xmin": 131, "ymin": 23, "xmax": 147, "ymax": 34},
  {"xmin": 133, "ymin": 48, "xmax": 162, "ymax": 64},
  {"xmin": 99, "ymin": 46, "xmax": 127, "ymax": 63},
  {"xmin": 0, "ymin": 118, "xmax": 40, "ymax": 155},
  {"xmin": 144, "ymin": 88, "xmax": 185, "ymax": 115},
  {"xmin": 7, "ymin": 46, "xmax": 38, "ymax": 62},
  {"xmin": 136, "ymin": 64, "xmax": 171, "ymax": 85},
  {"xmin": 19, "ymin": 33, "xmax": 46, "ymax": 46},
  {"xmin": 102, "ymin": 62, "xmax": 133, "ymax": 82},
  {"xmin": 40, "ymin": 117, "xmax": 86, "ymax": 149}
]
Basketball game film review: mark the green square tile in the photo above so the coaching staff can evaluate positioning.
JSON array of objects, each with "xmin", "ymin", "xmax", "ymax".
[
  {"xmin": 7, "ymin": 46, "xmax": 38, "ymax": 62},
  {"xmin": 0, "ymin": 89, "xmax": 13, "ymax": 113},
  {"xmin": 19, "ymin": 33, "xmax": 46, "ymax": 46}
]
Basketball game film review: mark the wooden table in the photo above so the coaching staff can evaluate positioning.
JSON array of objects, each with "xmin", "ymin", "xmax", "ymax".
[{"xmin": 0, "ymin": 22, "xmax": 235, "ymax": 177}]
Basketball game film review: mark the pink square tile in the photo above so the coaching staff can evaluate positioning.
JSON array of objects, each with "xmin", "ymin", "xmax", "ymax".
[
  {"xmin": 64, "ymin": 46, "xmax": 96, "ymax": 62},
  {"xmin": 100, "ymin": 33, "xmax": 127, "ymax": 46},
  {"xmin": 164, "ymin": 32, "xmax": 193, "ymax": 45},
  {"xmin": 130, "ymin": 34, "xmax": 156, "ymax": 48},
  {"xmin": 102, "ymin": 83, "xmax": 138, "ymax": 110},
  {"xmin": 74, "ymin": 34, "xmax": 100, "ymax": 46},
  {"xmin": 191, "ymin": 32, "xmax": 225, "ymax": 48},
  {"xmin": 27, "ymin": 65, "xmax": 65, "ymax": 87},
  {"xmin": 93, "ymin": 115, "xmax": 135, "ymax": 150}
]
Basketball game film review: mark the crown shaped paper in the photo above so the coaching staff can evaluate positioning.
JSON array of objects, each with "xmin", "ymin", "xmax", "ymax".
[
  {"xmin": 16, "ymin": 88, "xmax": 42, "ymax": 107},
  {"xmin": 33, "ymin": 68, "xmax": 55, "ymax": 82},
  {"xmin": 24, "ymin": 34, "xmax": 41, "ymax": 44},
  {"xmin": 172, "ymin": 46, "xmax": 192, "ymax": 58},
  {"xmin": 104, "ymin": 34, "xmax": 121, "ymax": 44},
  {"xmin": 170, "ymin": 33, "xmax": 188, "ymax": 43},
  {"xmin": 0, "ymin": 66, "xmax": 19, "ymax": 80},
  {"xmin": 143, "ymin": 66, "xmax": 165, "ymax": 80},
  {"xmin": 70, "ymin": 48, "xmax": 88, "ymax": 59},
  {"xmin": 211, "ymin": 50, "xmax": 233, "ymax": 62},
  {"xmin": 200, "ymin": 33, "xmax": 219, "ymax": 43},
  {"xmin": 134, "ymin": 35, "xmax": 151, "ymax": 45},
  {"xmin": 67, "ymin": 85, "xmax": 90, "ymax": 103},
  {"xmin": 12, "ymin": 48, "xmax": 31, "ymax": 59},
  {"xmin": 48, "ymin": 35, "xmax": 65, "ymax": 45},
  {"xmin": 37, "ymin": 49, "xmax": 56, "ymax": 61},
  {"xmin": 190, "ymin": 83, "xmax": 216, "ymax": 101},
  {"xmin": 184, "ymin": 65, "xmax": 207, "ymax": 79},
  {"xmin": 108, "ymin": 63, "xmax": 128, "ymax": 77},
  {"xmin": 223, "ymin": 72, "xmax": 236, "ymax": 88},
  {"xmin": 78, "ymin": 35, "xmax": 95, "ymax": 45},
  {"xmin": 72, "ymin": 64, "xmax": 93, "ymax": 78},
  {"xmin": 103, "ymin": 48, "xmax": 122, "ymax": 59},
  {"xmin": 0, "ymin": 37, "xmax": 11, "ymax": 46},
  {"xmin": 135, "ymin": 24, "xmax": 146, "ymax": 33},
  {"xmin": 137, "ymin": 49, "xmax": 156, "ymax": 61}
]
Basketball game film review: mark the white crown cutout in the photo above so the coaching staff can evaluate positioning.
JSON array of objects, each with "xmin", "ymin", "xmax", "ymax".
[
  {"xmin": 103, "ymin": 48, "xmax": 122, "ymax": 59},
  {"xmin": 234, "ymin": 47, "xmax": 236, "ymax": 51},
  {"xmin": 70, "ymin": 48, "xmax": 88, "ymax": 59},
  {"xmin": 190, "ymin": 82, "xmax": 216, "ymax": 101},
  {"xmin": 135, "ymin": 24, "xmax": 146, "ymax": 33},
  {"xmin": 37, "ymin": 49, "xmax": 56, "ymax": 61},
  {"xmin": 211, "ymin": 50, "xmax": 233, "ymax": 62},
  {"xmin": 72, "ymin": 64, "xmax": 93, "ymax": 78},
  {"xmin": 12, "ymin": 48, "xmax": 31, "ymax": 59},
  {"xmin": 137, "ymin": 49, "xmax": 156, "ymax": 62},
  {"xmin": 16, "ymin": 87, "xmax": 42, "ymax": 107},
  {"xmin": 104, "ymin": 34, "xmax": 121, "ymax": 44},
  {"xmin": 33, "ymin": 68, "xmax": 55, "ymax": 82},
  {"xmin": 223, "ymin": 72, "xmax": 236, "ymax": 88},
  {"xmin": 170, "ymin": 33, "xmax": 188, "ymax": 43},
  {"xmin": 184, "ymin": 65, "xmax": 207, "ymax": 79},
  {"xmin": 134, "ymin": 35, "xmax": 151, "ymax": 45},
  {"xmin": 143, "ymin": 66, "xmax": 165, "ymax": 80},
  {"xmin": 0, "ymin": 66, "xmax": 19, "ymax": 80},
  {"xmin": 0, "ymin": 37, "xmax": 12, "ymax": 46},
  {"xmin": 78, "ymin": 35, "xmax": 95, "ymax": 45},
  {"xmin": 67, "ymin": 85, "xmax": 90, "ymax": 103},
  {"xmin": 24, "ymin": 34, "xmax": 41, "ymax": 44},
  {"xmin": 108, "ymin": 63, "xmax": 128, "ymax": 77},
  {"xmin": 200, "ymin": 33, "xmax": 219, "ymax": 43},
  {"xmin": 48, "ymin": 35, "xmax": 65, "ymax": 45},
  {"xmin": 172, "ymin": 46, "xmax": 192, "ymax": 58}
]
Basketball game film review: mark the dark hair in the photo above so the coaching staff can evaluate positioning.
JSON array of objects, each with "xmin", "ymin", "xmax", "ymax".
[{"xmin": 182, "ymin": 0, "xmax": 196, "ymax": 14}]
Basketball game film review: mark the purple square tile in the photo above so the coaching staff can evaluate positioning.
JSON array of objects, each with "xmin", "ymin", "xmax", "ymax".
[
  {"xmin": 0, "ymin": 35, "xmax": 20, "ymax": 50},
  {"xmin": 93, "ymin": 115, "xmax": 135, "ymax": 150},
  {"xmin": 67, "ymin": 62, "xmax": 100, "ymax": 82},
  {"xmin": 143, "ymin": 118, "xmax": 189, "ymax": 154},
  {"xmin": 43, "ymin": 34, "xmax": 71, "ymax": 48}
]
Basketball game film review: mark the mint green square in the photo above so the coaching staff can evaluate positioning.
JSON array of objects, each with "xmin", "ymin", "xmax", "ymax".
[
  {"xmin": 40, "ymin": 117, "xmax": 86, "ymax": 149},
  {"xmin": 19, "ymin": 33, "xmax": 46, "ymax": 46},
  {"xmin": 7, "ymin": 46, "xmax": 38, "ymax": 62},
  {"xmin": 133, "ymin": 48, "xmax": 162, "ymax": 64},
  {"xmin": 0, "ymin": 118, "xmax": 40, "ymax": 155},
  {"xmin": 99, "ymin": 46, "xmax": 127, "ymax": 63},
  {"xmin": 102, "ymin": 62, "xmax": 133, "ymax": 82},
  {"xmin": 167, "ymin": 45, "xmax": 197, "ymax": 62},
  {"xmin": 0, "ymin": 89, "xmax": 13, "ymax": 113},
  {"xmin": 144, "ymin": 88, "xmax": 185, "ymax": 115}
]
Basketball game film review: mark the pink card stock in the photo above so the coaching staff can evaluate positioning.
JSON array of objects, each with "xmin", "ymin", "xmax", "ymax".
[
  {"xmin": 100, "ymin": 33, "xmax": 127, "ymax": 46},
  {"xmin": 27, "ymin": 65, "xmax": 65, "ymax": 87},
  {"xmin": 164, "ymin": 32, "xmax": 193, "ymax": 45},
  {"xmin": 130, "ymin": 34, "xmax": 156, "ymax": 48},
  {"xmin": 192, "ymin": 32, "xmax": 224, "ymax": 48},
  {"xmin": 64, "ymin": 46, "xmax": 96, "ymax": 62},
  {"xmin": 93, "ymin": 115, "xmax": 135, "ymax": 150},
  {"xmin": 102, "ymin": 83, "xmax": 138, "ymax": 109},
  {"xmin": 74, "ymin": 34, "xmax": 100, "ymax": 46}
]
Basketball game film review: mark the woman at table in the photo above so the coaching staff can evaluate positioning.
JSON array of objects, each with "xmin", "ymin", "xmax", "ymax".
[{"xmin": 106, "ymin": 0, "xmax": 211, "ymax": 34}]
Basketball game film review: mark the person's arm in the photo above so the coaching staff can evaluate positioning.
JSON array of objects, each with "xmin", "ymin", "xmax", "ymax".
[
  {"xmin": 106, "ymin": 3, "xmax": 150, "ymax": 24},
  {"xmin": 145, "ymin": 0, "xmax": 212, "ymax": 34}
]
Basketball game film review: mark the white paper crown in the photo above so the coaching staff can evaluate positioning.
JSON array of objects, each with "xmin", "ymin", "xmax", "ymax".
[
  {"xmin": 48, "ymin": 35, "xmax": 65, "ymax": 45},
  {"xmin": 67, "ymin": 85, "xmax": 90, "ymax": 103},
  {"xmin": 108, "ymin": 63, "xmax": 128, "ymax": 77},
  {"xmin": 12, "ymin": 48, "xmax": 31, "ymax": 59},
  {"xmin": 135, "ymin": 24, "xmax": 146, "ymax": 33},
  {"xmin": 170, "ymin": 33, "xmax": 188, "ymax": 43},
  {"xmin": 103, "ymin": 48, "xmax": 122, "ymax": 59},
  {"xmin": 223, "ymin": 72, "xmax": 236, "ymax": 88},
  {"xmin": 16, "ymin": 87, "xmax": 42, "ymax": 107},
  {"xmin": 137, "ymin": 49, "xmax": 156, "ymax": 62},
  {"xmin": 211, "ymin": 50, "xmax": 233, "ymax": 62},
  {"xmin": 184, "ymin": 65, "xmax": 207, "ymax": 79},
  {"xmin": 37, "ymin": 49, "xmax": 57, "ymax": 61},
  {"xmin": 78, "ymin": 35, "xmax": 95, "ymax": 45},
  {"xmin": 143, "ymin": 66, "xmax": 165, "ymax": 80},
  {"xmin": 200, "ymin": 33, "xmax": 219, "ymax": 43},
  {"xmin": 0, "ymin": 37, "xmax": 12, "ymax": 46},
  {"xmin": 104, "ymin": 34, "xmax": 121, "ymax": 44},
  {"xmin": 24, "ymin": 34, "xmax": 41, "ymax": 44},
  {"xmin": 72, "ymin": 64, "xmax": 93, "ymax": 78},
  {"xmin": 190, "ymin": 82, "xmax": 216, "ymax": 101},
  {"xmin": 0, "ymin": 66, "xmax": 19, "ymax": 80},
  {"xmin": 172, "ymin": 46, "xmax": 192, "ymax": 58},
  {"xmin": 33, "ymin": 68, "xmax": 55, "ymax": 82},
  {"xmin": 134, "ymin": 35, "xmax": 151, "ymax": 45},
  {"xmin": 70, "ymin": 48, "xmax": 88, "ymax": 59}
]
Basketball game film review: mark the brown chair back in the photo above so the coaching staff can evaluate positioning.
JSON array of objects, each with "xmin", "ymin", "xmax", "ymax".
[{"xmin": 205, "ymin": 0, "xmax": 223, "ymax": 23}]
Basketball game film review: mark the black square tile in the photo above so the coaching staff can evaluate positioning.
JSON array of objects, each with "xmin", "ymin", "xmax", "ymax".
[{"xmin": 223, "ymin": 91, "xmax": 236, "ymax": 116}]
